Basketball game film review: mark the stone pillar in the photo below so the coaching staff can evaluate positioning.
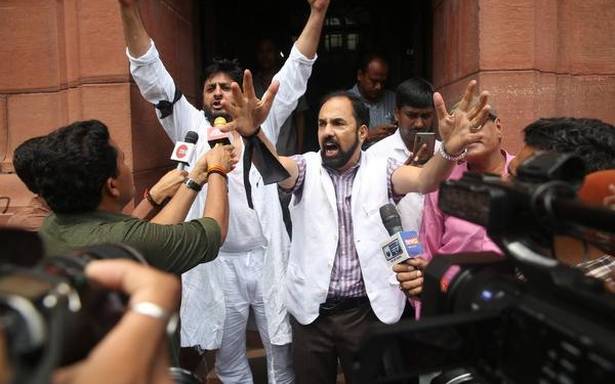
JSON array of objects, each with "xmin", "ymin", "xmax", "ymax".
[
  {"xmin": 432, "ymin": 0, "xmax": 615, "ymax": 152},
  {"xmin": 0, "ymin": 0, "xmax": 200, "ymax": 220}
]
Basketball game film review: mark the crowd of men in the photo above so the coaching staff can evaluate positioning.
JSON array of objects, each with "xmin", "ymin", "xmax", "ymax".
[{"xmin": 4, "ymin": 0, "xmax": 615, "ymax": 383}]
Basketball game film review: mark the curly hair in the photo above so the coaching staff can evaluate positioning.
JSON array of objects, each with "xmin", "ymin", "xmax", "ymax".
[
  {"xmin": 36, "ymin": 120, "xmax": 118, "ymax": 214},
  {"xmin": 13, "ymin": 136, "xmax": 46, "ymax": 193},
  {"xmin": 523, "ymin": 117, "xmax": 615, "ymax": 173}
]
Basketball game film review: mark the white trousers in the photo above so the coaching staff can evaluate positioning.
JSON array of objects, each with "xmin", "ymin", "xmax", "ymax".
[{"xmin": 215, "ymin": 248, "xmax": 294, "ymax": 384}]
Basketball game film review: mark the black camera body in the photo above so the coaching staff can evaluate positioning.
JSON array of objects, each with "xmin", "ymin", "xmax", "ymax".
[
  {"xmin": 354, "ymin": 153, "xmax": 615, "ymax": 383},
  {"xmin": 418, "ymin": 252, "xmax": 615, "ymax": 383},
  {"xmin": 0, "ymin": 230, "xmax": 145, "ymax": 384}
]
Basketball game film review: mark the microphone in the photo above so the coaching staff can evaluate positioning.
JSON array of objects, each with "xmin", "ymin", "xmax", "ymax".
[
  {"xmin": 171, "ymin": 131, "xmax": 199, "ymax": 171},
  {"xmin": 207, "ymin": 116, "xmax": 232, "ymax": 147},
  {"xmin": 379, "ymin": 203, "xmax": 423, "ymax": 266}
]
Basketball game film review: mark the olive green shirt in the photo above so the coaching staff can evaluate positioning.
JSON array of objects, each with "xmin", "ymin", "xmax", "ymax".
[{"xmin": 40, "ymin": 211, "xmax": 221, "ymax": 275}]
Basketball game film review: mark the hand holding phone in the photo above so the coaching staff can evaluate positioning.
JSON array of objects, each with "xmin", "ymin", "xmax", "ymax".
[{"xmin": 412, "ymin": 132, "xmax": 436, "ymax": 165}]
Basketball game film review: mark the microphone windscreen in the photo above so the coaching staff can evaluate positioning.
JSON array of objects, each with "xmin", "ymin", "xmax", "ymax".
[
  {"xmin": 213, "ymin": 117, "xmax": 227, "ymax": 127},
  {"xmin": 184, "ymin": 131, "xmax": 199, "ymax": 144},
  {"xmin": 379, "ymin": 203, "xmax": 404, "ymax": 236}
]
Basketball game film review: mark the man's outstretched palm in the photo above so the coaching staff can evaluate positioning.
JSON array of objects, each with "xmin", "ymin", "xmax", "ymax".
[{"xmin": 220, "ymin": 70, "xmax": 279, "ymax": 137}]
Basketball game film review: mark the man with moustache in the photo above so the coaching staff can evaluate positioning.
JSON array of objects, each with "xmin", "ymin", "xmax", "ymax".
[
  {"xmin": 368, "ymin": 77, "xmax": 440, "ymax": 232},
  {"xmin": 117, "ymin": 0, "xmax": 329, "ymax": 381},
  {"xmin": 220, "ymin": 74, "xmax": 489, "ymax": 383}
]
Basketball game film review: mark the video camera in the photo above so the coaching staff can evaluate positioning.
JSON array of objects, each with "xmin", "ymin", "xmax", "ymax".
[
  {"xmin": 354, "ymin": 153, "xmax": 615, "ymax": 383},
  {"xmin": 0, "ymin": 229, "xmax": 144, "ymax": 384}
]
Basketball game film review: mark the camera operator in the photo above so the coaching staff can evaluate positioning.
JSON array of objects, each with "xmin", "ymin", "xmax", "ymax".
[
  {"xmin": 33, "ymin": 120, "xmax": 235, "ymax": 275},
  {"xmin": 9, "ymin": 136, "xmax": 191, "ymax": 231},
  {"xmin": 510, "ymin": 118, "xmax": 615, "ymax": 292},
  {"xmin": 396, "ymin": 117, "xmax": 615, "ymax": 303}
]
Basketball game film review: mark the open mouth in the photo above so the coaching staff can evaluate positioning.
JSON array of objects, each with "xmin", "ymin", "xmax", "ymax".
[
  {"xmin": 212, "ymin": 100, "xmax": 223, "ymax": 110},
  {"xmin": 323, "ymin": 141, "xmax": 340, "ymax": 157}
]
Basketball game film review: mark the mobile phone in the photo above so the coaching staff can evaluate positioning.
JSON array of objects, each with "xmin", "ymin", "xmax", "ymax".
[{"xmin": 413, "ymin": 132, "xmax": 436, "ymax": 164}]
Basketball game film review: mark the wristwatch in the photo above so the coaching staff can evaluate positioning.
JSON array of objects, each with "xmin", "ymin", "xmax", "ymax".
[{"xmin": 184, "ymin": 178, "xmax": 202, "ymax": 192}]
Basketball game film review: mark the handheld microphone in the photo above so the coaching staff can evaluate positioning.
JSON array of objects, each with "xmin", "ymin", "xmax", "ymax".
[
  {"xmin": 171, "ymin": 131, "xmax": 199, "ymax": 171},
  {"xmin": 207, "ymin": 116, "xmax": 232, "ymax": 147},
  {"xmin": 379, "ymin": 203, "xmax": 423, "ymax": 266}
]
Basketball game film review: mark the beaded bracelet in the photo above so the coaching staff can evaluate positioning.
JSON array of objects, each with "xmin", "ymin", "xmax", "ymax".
[{"xmin": 438, "ymin": 144, "xmax": 468, "ymax": 162}]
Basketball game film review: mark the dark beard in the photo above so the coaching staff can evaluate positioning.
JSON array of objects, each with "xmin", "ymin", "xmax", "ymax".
[
  {"xmin": 321, "ymin": 134, "xmax": 361, "ymax": 170},
  {"xmin": 203, "ymin": 107, "xmax": 232, "ymax": 123}
]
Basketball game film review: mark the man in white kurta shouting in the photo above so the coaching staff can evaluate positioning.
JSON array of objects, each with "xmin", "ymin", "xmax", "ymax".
[{"xmin": 117, "ymin": 0, "xmax": 330, "ymax": 382}]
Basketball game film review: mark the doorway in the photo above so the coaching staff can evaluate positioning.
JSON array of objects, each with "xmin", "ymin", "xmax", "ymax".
[{"xmin": 200, "ymin": 0, "xmax": 432, "ymax": 149}]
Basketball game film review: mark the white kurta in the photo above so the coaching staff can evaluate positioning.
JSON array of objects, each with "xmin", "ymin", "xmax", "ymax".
[
  {"xmin": 367, "ymin": 130, "xmax": 441, "ymax": 232},
  {"xmin": 127, "ymin": 40, "xmax": 316, "ymax": 349}
]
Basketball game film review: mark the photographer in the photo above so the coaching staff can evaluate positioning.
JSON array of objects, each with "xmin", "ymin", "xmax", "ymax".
[
  {"xmin": 0, "ymin": 259, "xmax": 179, "ymax": 384},
  {"xmin": 35, "ymin": 120, "xmax": 235, "ymax": 275}
]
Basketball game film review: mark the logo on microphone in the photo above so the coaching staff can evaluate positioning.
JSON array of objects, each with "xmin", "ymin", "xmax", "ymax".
[{"xmin": 175, "ymin": 144, "xmax": 188, "ymax": 159}]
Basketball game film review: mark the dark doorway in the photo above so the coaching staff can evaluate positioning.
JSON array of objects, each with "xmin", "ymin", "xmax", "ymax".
[{"xmin": 200, "ymin": 0, "xmax": 432, "ymax": 151}]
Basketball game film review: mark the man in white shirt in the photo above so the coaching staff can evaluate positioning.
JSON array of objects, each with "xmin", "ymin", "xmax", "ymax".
[
  {"xmin": 117, "ymin": 0, "xmax": 329, "ymax": 382},
  {"xmin": 368, "ymin": 77, "xmax": 439, "ymax": 232},
  {"xmin": 220, "ymin": 76, "xmax": 490, "ymax": 383}
]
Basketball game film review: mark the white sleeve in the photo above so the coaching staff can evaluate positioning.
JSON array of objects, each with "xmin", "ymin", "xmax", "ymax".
[
  {"xmin": 127, "ymin": 40, "xmax": 201, "ymax": 143},
  {"xmin": 261, "ymin": 44, "xmax": 317, "ymax": 144}
]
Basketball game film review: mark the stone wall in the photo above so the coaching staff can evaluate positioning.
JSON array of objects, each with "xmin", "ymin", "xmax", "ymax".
[
  {"xmin": 0, "ymin": 0, "xmax": 200, "ymax": 219},
  {"xmin": 432, "ymin": 0, "xmax": 615, "ymax": 153}
]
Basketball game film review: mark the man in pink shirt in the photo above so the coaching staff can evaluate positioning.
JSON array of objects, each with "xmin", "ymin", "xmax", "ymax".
[
  {"xmin": 395, "ymin": 101, "xmax": 513, "ymax": 301},
  {"xmin": 419, "ymin": 136, "xmax": 514, "ymax": 261}
]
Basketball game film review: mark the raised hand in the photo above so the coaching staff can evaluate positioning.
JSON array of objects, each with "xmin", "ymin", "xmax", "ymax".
[
  {"xmin": 220, "ymin": 70, "xmax": 279, "ymax": 137},
  {"xmin": 435, "ymin": 80, "xmax": 490, "ymax": 156}
]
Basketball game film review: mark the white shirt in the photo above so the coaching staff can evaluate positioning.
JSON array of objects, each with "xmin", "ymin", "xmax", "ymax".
[
  {"xmin": 367, "ymin": 129, "xmax": 441, "ymax": 232},
  {"xmin": 223, "ymin": 145, "xmax": 266, "ymax": 252}
]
